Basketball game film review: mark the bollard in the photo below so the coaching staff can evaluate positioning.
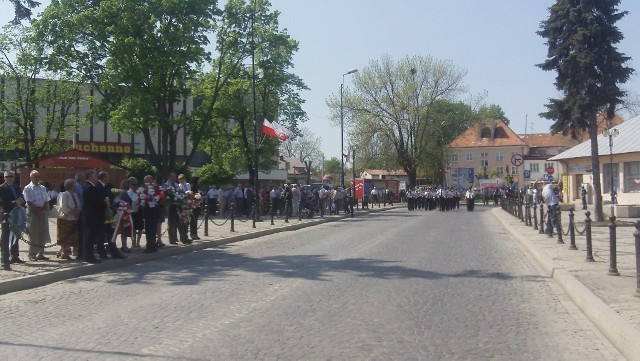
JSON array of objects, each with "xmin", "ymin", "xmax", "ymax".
[
  {"xmin": 585, "ymin": 211, "xmax": 594, "ymax": 262},
  {"xmin": 204, "ymin": 202, "xmax": 209, "ymax": 236},
  {"xmin": 608, "ymin": 216, "xmax": 619, "ymax": 276},
  {"xmin": 556, "ymin": 206, "xmax": 563, "ymax": 244},
  {"xmin": 546, "ymin": 205, "xmax": 553, "ymax": 238},
  {"xmin": 533, "ymin": 203, "xmax": 538, "ymax": 230},
  {"xmin": 284, "ymin": 198, "xmax": 290, "ymax": 223},
  {"xmin": 633, "ymin": 221, "xmax": 640, "ymax": 297},
  {"xmin": 539, "ymin": 205, "xmax": 545, "ymax": 235},
  {"xmin": 568, "ymin": 208, "xmax": 577, "ymax": 250},
  {"xmin": 298, "ymin": 197, "xmax": 302, "ymax": 221},
  {"xmin": 519, "ymin": 195, "xmax": 524, "ymax": 222},
  {"xmin": 525, "ymin": 199, "xmax": 531, "ymax": 226},
  {"xmin": 270, "ymin": 198, "xmax": 275, "ymax": 225},
  {"xmin": 230, "ymin": 203, "xmax": 235, "ymax": 232}
]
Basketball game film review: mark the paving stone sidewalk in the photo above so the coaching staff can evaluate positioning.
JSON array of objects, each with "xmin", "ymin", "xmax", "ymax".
[
  {"xmin": 0, "ymin": 205, "xmax": 395, "ymax": 293},
  {"xmin": 493, "ymin": 204, "xmax": 640, "ymax": 361}
]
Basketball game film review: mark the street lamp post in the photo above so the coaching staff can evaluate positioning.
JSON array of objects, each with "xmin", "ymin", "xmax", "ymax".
[
  {"xmin": 341, "ymin": 68, "xmax": 358, "ymax": 188},
  {"xmin": 603, "ymin": 128, "xmax": 620, "ymax": 216}
]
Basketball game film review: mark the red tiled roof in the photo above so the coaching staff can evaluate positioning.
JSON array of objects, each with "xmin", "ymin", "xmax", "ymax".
[{"xmin": 447, "ymin": 119, "xmax": 526, "ymax": 148}]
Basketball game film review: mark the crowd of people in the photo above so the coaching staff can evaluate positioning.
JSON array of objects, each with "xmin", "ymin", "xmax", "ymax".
[
  {"xmin": 0, "ymin": 170, "xmax": 205, "ymax": 270},
  {"xmin": 402, "ymin": 186, "xmax": 461, "ymax": 211}
]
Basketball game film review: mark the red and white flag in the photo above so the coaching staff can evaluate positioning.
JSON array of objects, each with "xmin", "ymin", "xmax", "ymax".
[
  {"xmin": 343, "ymin": 151, "xmax": 350, "ymax": 163},
  {"xmin": 262, "ymin": 119, "xmax": 290, "ymax": 141}
]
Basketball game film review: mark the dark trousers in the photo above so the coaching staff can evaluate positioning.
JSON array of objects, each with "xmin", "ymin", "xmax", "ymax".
[
  {"xmin": 143, "ymin": 207, "xmax": 159, "ymax": 251},
  {"xmin": 189, "ymin": 207, "xmax": 199, "ymax": 237},
  {"xmin": 83, "ymin": 221, "xmax": 103, "ymax": 261},
  {"xmin": 207, "ymin": 199, "xmax": 217, "ymax": 216},
  {"xmin": 167, "ymin": 206, "xmax": 188, "ymax": 243}
]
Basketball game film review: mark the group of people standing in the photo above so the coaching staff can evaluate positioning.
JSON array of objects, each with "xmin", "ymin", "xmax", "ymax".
[
  {"xmin": 404, "ymin": 186, "xmax": 461, "ymax": 212},
  {"xmin": 0, "ymin": 170, "xmax": 203, "ymax": 270}
]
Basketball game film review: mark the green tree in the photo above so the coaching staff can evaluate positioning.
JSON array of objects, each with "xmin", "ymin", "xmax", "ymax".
[
  {"xmin": 0, "ymin": 24, "xmax": 83, "ymax": 164},
  {"xmin": 323, "ymin": 157, "xmax": 340, "ymax": 178},
  {"xmin": 196, "ymin": 0, "xmax": 307, "ymax": 186},
  {"xmin": 5, "ymin": 0, "xmax": 40, "ymax": 24},
  {"xmin": 476, "ymin": 104, "xmax": 510, "ymax": 125},
  {"xmin": 330, "ymin": 55, "xmax": 468, "ymax": 186},
  {"xmin": 33, "ymin": 0, "xmax": 218, "ymax": 176},
  {"xmin": 281, "ymin": 126, "xmax": 322, "ymax": 185},
  {"xmin": 537, "ymin": 0, "xmax": 634, "ymax": 221}
]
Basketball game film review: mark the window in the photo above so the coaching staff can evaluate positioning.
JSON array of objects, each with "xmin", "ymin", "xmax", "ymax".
[
  {"xmin": 623, "ymin": 161, "xmax": 640, "ymax": 193},
  {"xmin": 480, "ymin": 152, "xmax": 488, "ymax": 158},
  {"xmin": 603, "ymin": 163, "xmax": 620, "ymax": 194},
  {"xmin": 450, "ymin": 153, "xmax": 458, "ymax": 162},
  {"xmin": 466, "ymin": 153, "xmax": 474, "ymax": 161},
  {"xmin": 530, "ymin": 163, "xmax": 539, "ymax": 172},
  {"xmin": 512, "ymin": 167, "xmax": 518, "ymax": 175},
  {"xmin": 544, "ymin": 162, "xmax": 554, "ymax": 170},
  {"xmin": 480, "ymin": 160, "xmax": 489, "ymax": 167},
  {"xmin": 496, "ymin": 153, "xmax": 504, "ymax": 161},
  {"xmin": 480, "ymin": 127, "xmax": 491, "ymax": 138},
  {"xmin": 496, "ymin": 167, "xmax": 504, "ymax": 175}
]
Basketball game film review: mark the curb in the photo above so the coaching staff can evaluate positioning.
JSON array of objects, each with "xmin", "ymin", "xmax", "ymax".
[
  {"xmin": 0, "ymin": 206, "xmax": 397, "ymax": 296},
  {"xmin": 492, "ymin": 208, "xmax": 640, "ymax": 361}
]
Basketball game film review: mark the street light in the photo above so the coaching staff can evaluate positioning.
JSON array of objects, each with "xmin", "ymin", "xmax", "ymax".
[
  {"xmin": 341, "ymin": 68, "xmax": 358, "ymax": 188},
  {"xmin": 603, "ymin": 127, "xmax": 620, "ymax": 216}
]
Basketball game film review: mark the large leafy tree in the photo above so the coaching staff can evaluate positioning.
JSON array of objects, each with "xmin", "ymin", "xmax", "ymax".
[
  {"xmin": 331, "ymin": 54, "xmax": 468, "ymax": 186},
  {"xmin": 537, "ymin": 0, "xmax": 634, "ymax": 221},
  {"xmin": 0, "ymin": 24, "xmax": 83, "ymax": 164},
  {"xmin": 196, "ymin": 0, "xmax": 307, "ymax": 187},
  {"xmin": 280, "ymin": 126, "xmax": 322, "ymax": 184},
  {"xmin": 33, "ymin": 0, "xmax": 219, "ymax": 176},
  {"xmin": 5, "ymin": 0, "xmax": 40, "ymax": 24}
]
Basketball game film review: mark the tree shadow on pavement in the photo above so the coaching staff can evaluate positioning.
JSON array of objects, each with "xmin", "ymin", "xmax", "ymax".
[{"xmin": 81, "ymin": 249, "xmax": 546, "ymax": 287}]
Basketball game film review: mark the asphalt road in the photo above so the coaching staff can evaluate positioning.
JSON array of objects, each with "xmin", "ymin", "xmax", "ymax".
[{"xmin": 0, "ymin": 207, "xmax": 625, "ymax": 360}]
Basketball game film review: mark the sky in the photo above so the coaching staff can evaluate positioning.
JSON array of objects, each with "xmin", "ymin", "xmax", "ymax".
[{"xmin": 2, "ymin": 0, "xmax": 639, "ymax": 162}]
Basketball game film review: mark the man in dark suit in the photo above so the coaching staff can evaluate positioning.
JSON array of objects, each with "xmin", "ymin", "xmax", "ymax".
[
  {"xmin": 0, "ymin": 170, "xmax": 25, "ymax": 270},
  {"xmin": 96, "ymin": 171, "xmax": 125, "ymax": 259},
  {"xmin": 81, "ymin": 170, "xmax": 103, "ymax": 264}
]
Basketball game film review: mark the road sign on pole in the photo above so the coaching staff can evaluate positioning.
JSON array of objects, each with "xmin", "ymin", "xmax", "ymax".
[{"xmin": 511, "ymin": 154, "xmax": 523, "ymax": 167}]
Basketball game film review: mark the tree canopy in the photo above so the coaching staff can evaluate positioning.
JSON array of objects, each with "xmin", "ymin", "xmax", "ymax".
[
  {"xmin": 330, "ymin": 54, "xmax": 468, "ymax": 186},
  {"xmin": 537, "ymin": 0, "xmax": 634, "ymax": 221}
]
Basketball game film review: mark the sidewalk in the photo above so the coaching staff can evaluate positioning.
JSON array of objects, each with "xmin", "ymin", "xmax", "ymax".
[
  {"xmin": 0, "ymin": 204, "xmax": 396, "ymax": 295},
  {"xmin": 493, "ymin": 201, "xmax": 640, "ymax": 361}
]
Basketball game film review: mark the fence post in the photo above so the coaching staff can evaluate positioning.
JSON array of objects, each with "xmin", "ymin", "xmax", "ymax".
[
  {"xmin": 204, "ymin": 202, "xmax": 209, "ymax": 237},
  {"xmin": 568, "ymin": 208, "xmax": 577, "ymax": 250},
  {"xmin": 270, "ymin": 198, "xmax": 275, "ymax": 225},
  {"xmin": 608, "ymin": 216, "xmax": 619, "ymax": 276},
  {"xmin": 284, "ymin": 198, "xmax": 290, "ymax": 223},
  {"xmin": 585, "ymin": 211, "xmax": 594, "ymax": 262},
  {"xmin": 533, "ymin": 202, "xmax": 538, "ymax": 230},
  {"xmin": 539, "ymin": 205, "xmax": 545, "ymax": 235},
  {"xmin": 230, "ymin": 203, "xmax": 235, "ymax": 233},
  {"xmin": 633, "ymin": 220, "xmax": 640, "ymax": 297},
  {"xmin": 519, "ymin": 193, "xmax": 524, "ymax": 222},
  {"xmin": 546, "ymin": 205, "xmax": 553, "ymax": 238},
  {"xmin": 556, "ymin": 206, "xmax": 563, "ymax": 244}
]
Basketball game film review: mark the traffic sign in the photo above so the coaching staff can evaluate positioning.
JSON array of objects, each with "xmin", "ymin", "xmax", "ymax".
[
  {"xmin": 546, "ymin": 165, "xmax": 555, "ymax": 175},
  {"xmin": 523, "ymin": 170, "xmax": 531, "ymax": 179},
  {"xmin": 511, "ymin": 154, "xmax": 523, "ymax": 166},
  {"xmin": 544, "ymin": 174, "xmax": 554, "ymax": 181}
]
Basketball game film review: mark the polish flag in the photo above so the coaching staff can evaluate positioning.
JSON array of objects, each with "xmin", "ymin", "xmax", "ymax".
[
  {"xmin": 343, "ymin": 151, "xmax": 350, "ymax": 163},
  {"xmin": 262, "ymin": 119, "xmax": 290, "ymax": 141}
]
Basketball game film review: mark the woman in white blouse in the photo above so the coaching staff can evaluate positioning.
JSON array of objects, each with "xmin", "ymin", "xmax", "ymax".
[{"xmin": 56, "ymin": 179, "xmax": 81, "ymax": 260}]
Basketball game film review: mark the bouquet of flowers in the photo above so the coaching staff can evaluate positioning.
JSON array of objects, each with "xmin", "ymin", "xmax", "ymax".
[
  {"xmin": 110, "ymin": 200, "xmax": 134, "ymax": 243},
  {"xmin": 137, "ymin": 183, "xmax": 165, "ymax": 208},
  {"xmin": 162, "ymin": 186, "xmax": 185, "ymax": 207},
  {"xmin": 177, "ymin": 190, "xmax": 202, "ymax": 225}
]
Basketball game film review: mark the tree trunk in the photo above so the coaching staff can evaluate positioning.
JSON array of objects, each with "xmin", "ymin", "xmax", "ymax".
[{"xmin": 589, "ymin": 117, "xmax": 604, "ymax": 221}]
